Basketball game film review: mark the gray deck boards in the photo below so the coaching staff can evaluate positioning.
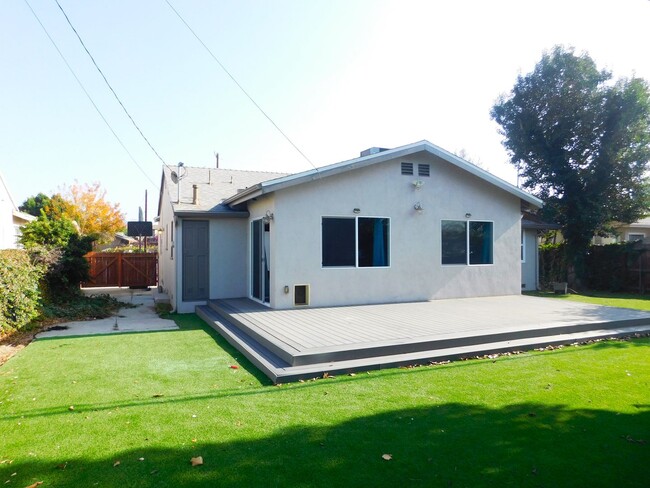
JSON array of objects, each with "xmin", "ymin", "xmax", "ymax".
[{"xmin": 199, "ymin": 295, "xmax": 650, "ymax": 383}]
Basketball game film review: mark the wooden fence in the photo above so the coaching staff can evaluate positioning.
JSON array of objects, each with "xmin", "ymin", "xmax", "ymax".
[{"xmin": 83, "ymin": 252, "xmax": 157, "ymax": 288}]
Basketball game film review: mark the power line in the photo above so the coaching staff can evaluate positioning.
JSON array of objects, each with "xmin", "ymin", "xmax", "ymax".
[
  {"xmin": 22, "ymin": 0, "xmax": 159, "ymax": 189},
  {"xmin": 164, "ymin": 0, "xmax": 319, "ymax": 173},
  {"xmin": 54, "ymin": 0, "xmax": 171, "ymax": 171}
]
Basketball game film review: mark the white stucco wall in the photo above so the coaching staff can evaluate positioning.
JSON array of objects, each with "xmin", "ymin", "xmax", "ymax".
[
  {"xmin": 249, "ymin": 152, "xmax": 523, "ymax": 309},
  {"xmin": 210, "ymin": 218, "xmax": 248, "ymax": 299},
  {"xmin": 157, "ymin": 184, "xmax": 178, "ymax": 309},
  {"xmin": 521, "ymin": 228, "xmax": 538, "ymax": 291}
]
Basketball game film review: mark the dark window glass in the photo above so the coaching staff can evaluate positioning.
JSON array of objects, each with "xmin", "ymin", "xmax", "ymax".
[
  {"xmin": 441, "ymin": 220, "xmax": 467, "ymax": 265},
  {"xmin": 322, "ymin": 218, "xmax": 355, "ymax": 267},
  {"xmin": 469, "ymin": 221, "xmax": 493, "ymax": 265},
  {"xmin": 358, "ymin": 217, "xmax": 389, "ymax": 267}
]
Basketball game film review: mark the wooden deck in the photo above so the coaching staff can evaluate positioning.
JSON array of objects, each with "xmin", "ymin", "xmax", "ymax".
[{"xmin": 196, "ymin": 295, "xmax": 650, "ymax": 383}]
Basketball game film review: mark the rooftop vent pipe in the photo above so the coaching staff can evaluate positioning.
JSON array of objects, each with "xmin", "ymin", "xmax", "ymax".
[{"xmin": 192, "ymin": 184, "xmax": 199, "ymax": 205}]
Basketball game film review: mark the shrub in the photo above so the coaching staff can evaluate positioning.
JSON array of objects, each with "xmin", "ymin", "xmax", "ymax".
[
  {"xmin": 0, "ymin": 250, "xmax": 44, "ymax": 334},
  {"xmin": 539, "ymin": 243, "xmax": 568, "ymax": 289}
]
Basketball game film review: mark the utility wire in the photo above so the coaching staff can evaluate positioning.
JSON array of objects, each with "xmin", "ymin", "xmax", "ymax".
[
  {"xmin": 53, "ymin": 0, "xmax": 172, "ymax": 171},
  {"xmin": 164, "ymin": 0, "xmax": 319, "ymax": 173},
  {"xmin": 23, "ymin": 0, "xmax": 159, "ymax": 189}
]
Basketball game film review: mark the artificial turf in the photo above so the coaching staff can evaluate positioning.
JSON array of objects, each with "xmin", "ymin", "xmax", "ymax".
[{"xmin": 1, "ymin": 311, "xmax": 648, "ymax": 487}]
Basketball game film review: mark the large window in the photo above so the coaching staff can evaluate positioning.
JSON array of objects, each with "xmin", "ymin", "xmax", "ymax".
[
  {"xmin": 442, "ymin": 220, "xmax": 493, "ymax": 265},
  {"xmin": 322, "ymin": 217, "xmax": 390, "ymax": 267}
]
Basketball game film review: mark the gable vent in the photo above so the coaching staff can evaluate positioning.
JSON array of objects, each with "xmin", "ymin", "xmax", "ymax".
[
  {"xmin": 418, "ymin": 163, "xmax": 430, "ymax": 177},
  {"xmin": 401, "ymin": 162, "xmax": 414, "ymax": 175}
]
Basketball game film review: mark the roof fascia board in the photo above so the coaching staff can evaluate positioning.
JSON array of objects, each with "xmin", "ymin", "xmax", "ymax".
[
  {"xmin": 224, "ymin": 142, "xmax": 427, "ymax": 206},
  {"xmin": 422, "ymin": 142, "xmax": 543, "ymax": 207},
  {"xmin": 175, "ymin": 210, "xmax": 249, "ymax": 219},
  {"xmin": 219, "ymin": 140, "xmax": 543, "ymax": 209}
]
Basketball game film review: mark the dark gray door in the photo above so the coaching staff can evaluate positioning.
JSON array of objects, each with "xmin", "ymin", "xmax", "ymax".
[{"xmin": 183, "ymin": 220, "xmax": 209, "ymax": 301}]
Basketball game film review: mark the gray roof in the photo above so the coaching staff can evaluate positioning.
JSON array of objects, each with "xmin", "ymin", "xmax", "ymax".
[
  {"xmin": 521, "ymin": 211, "xmax": 560, "ymax": 230},
  {"xmin": 160, "ymin": 166, "xmax": 287, "ymax": 217},
  {"xmin": 223, "ymin": 140, "xmax": 543, "ymax": 208}
]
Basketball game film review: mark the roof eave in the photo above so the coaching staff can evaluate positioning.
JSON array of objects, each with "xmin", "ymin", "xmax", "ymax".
[{"xmin": 174, "ymin": 209, "xmax": 250, "ymax": 219}]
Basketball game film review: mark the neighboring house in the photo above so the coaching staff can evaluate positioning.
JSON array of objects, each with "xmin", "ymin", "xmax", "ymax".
[
  {"xmin": 0, "ymin": 172, "xmax": 35, "ymax": 250},
  {"xmin": 157, "ymin": 140, "xmax": 542, "ymax": 313},
  {"xmin": 95, "ymin": 233, "xmax": 139, "ymax": 251},
  {"xmin": 592, "ymin": 217, "xmax": 650, "ymax": 245},
  {"xmin": 521, "ymin": 211, "xmax": 561, "ymax": 291}
]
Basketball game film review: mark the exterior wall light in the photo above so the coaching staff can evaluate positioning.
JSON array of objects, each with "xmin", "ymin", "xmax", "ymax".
[
  {"xmin": 465, "ymin": 213, "xmax": 472, "ymax": 218},
  {"xmin": 414, "ymin": 202, "xmax": 424, "ymax": 214},
  {"xmin": 412, "ymin": 179, "xmax": 424, "ymax": 190},
  {"xmin": 283, "ymin": 285, "xmax": 290, "ymax": 294},
  {"xmin": 353, "ymin": 208, "xmax": 361, "ymax": 214},
  {"xmin": 263, "ymin": 210, "xmax": 274, "ymax": 222}
]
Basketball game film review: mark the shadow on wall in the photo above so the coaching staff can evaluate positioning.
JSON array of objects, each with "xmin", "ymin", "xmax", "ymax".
[{"xmin": 5, "ymin": 402, "xmax": 649, "ymax": 487}]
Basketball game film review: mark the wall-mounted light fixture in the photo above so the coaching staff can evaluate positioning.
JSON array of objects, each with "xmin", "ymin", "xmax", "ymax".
[
  {"xmin": 283, "ymin": 285, "xmax": 290, "ymax": 294},
  {"xmin": 353, "ymin": 208, "xmax": 361, "ymax": 214},
  {"xmin": 263, "ymin": 210, "xmax": 274, "ymax": 222},
  {"xmin": 412, "ymin": 179, "xmax": 424, "ymax": 190},
  {"xmin": 465, "ymin": 213, "xmax": 472, "ymax": 219},
  {"xmin": 414, "ymin": 202, "xmax": 424, "ymax": 214}
]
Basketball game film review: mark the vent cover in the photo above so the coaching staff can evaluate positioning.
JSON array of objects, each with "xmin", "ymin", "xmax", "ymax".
[
  {"xmin": 294, "ymin": 284, "xmax": 310, "ymax": 306},
  {"xmin": 418, "ymin": 163, "xmax": 430, "ymax": 177},
  {"xmin": 401, "ymin": 162, "xmax": 414, "ymax": 175}
]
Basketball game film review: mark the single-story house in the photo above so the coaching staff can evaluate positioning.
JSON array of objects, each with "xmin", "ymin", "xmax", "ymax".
[
  {"xmin": 157, "ymin": 140, "xmax": 543, "ymax": 313},
  {"xmin": 0, "ymin": 172, "xmax": 36, "ymax": 250}
]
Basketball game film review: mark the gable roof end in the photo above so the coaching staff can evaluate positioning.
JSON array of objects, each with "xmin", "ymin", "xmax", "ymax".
[{"xmin": 223, "ymin": 140, "xmax": 542, "ymax": 208}]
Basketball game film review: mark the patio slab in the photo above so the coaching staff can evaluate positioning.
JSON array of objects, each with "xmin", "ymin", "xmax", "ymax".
[{"xmin": 36, "ymin": 288, "xmax": 178, "ymax": 338}]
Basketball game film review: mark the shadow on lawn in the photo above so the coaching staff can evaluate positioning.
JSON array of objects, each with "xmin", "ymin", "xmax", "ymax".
[{"xmin": 3, "ymin": 402, "xmax": 648, "ymax": 488}]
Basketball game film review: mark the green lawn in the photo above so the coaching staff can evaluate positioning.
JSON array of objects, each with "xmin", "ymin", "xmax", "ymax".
[
  {"xmin": 1, "ymin": 311, "xmax": 649, "ymax": 487},
  {"xmin": 525, "ymin": 290, "xmax": 650, "ymax": 311}
]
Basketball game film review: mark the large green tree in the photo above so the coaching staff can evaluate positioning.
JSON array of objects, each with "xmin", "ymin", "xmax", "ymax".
[{"xmin": 491, "ymin": 46, "xmax": 650, "ymax": 285}]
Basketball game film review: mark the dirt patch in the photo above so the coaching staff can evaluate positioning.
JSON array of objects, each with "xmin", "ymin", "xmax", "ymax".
[{"xmin": 0, "ymin": 329, "xmax": 40, "ymax": 367}]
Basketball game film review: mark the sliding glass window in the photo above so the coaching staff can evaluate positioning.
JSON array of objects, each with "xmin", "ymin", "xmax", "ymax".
[
  {"xmin": 442, "ymin": 220, "xmax": 493, "ymax": 265},
  {"xmin": 322, "ymin": 217, "xmax": 390, "ymax": 268}
]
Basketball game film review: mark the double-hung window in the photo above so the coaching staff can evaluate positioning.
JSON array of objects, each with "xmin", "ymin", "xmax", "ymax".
[
  {"xmin": 441, "ymin": 220, "xmax": 493, "ymax": 265},
  {"xmin": 322, "ymin": 217, "xmax": 390, "ymax": 267}
]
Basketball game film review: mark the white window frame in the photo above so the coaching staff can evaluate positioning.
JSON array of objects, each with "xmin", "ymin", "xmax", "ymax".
[
  {"xmin": 321, "ymin": 215, "xmax": 391, "ymax": 269},
  {"xmin": 441, "ymin": 219, "xmax": 495, "ymax": 267},
  {"xmin": 627, "ymin": 233, "xmax": 645, "ymax": 242}
]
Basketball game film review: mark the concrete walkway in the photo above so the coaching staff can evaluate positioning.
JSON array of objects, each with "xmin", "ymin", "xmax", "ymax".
[{"xmin": 36, "ymin": 288, "xmax": 178, "ymax": 338}]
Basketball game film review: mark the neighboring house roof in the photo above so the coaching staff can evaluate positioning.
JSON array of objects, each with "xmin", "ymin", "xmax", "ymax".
[
  {"xmin": 521, "ymin": 211, "xmax": 560, "ymax": 231},
  {"xmin": 1, "ymin": 172, "xmax": 36, "ymax": 224},
  {"xmin": 159, "ymin": 167, "xmax": 288, "ymax": 218},
  {"xmin": 13, "ymin": 209, "xmax": 36, "ymax": 224},
  {"xmin": 223, "ymin": 140, "xmax": 543, "ymax": 208},
  {"xmin": 624, "ymin": 216, "xmax": 650, "ymax": 229}
]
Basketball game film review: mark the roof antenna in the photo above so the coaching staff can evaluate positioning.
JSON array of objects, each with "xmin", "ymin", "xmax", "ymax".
[{"xmin": 170, "ymin": 162, "xmax": 186, "ymax": 203}]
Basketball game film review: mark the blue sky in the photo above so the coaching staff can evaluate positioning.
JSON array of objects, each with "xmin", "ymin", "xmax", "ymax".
[{"xmin": 2, "ymin": 0, "xmax": 649, "ymax": 221}]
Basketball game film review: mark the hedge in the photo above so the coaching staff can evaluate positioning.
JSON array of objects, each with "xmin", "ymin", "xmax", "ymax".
[{"xmin": 0, "ymin": 249, "xmax": 43, "ymax": 334}]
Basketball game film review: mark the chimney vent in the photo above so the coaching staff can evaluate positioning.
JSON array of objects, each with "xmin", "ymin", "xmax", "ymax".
[{"xmin": 192, "ymin": 184, "xmax": 199, "ymax": 205}]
